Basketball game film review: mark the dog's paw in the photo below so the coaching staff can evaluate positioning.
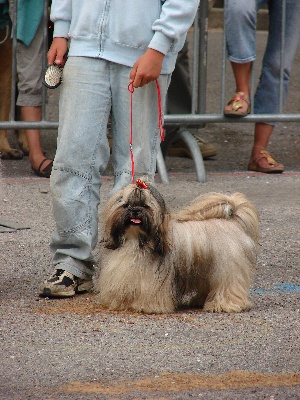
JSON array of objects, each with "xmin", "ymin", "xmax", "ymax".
[
  {"xmin": 0, "ymin": 148, "xmax": 24, "ymax": 159},
  {"xmin": 203, "ymin": 299, "xmax": 251, "ymax": 313}
]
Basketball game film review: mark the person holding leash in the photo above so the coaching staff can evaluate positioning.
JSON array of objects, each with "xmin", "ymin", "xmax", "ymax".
[{"xmin": 39, "ymin": 0, "xmax": 200, "ymax": 297}]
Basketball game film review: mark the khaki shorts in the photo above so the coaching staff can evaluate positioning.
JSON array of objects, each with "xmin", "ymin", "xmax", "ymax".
[{"xmin": 16, "ymin": 19, "xmax": 44, "ymax": 107}]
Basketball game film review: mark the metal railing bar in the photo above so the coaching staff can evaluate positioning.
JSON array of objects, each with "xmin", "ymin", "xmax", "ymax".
[
  {"xmin": 10, "ymin": 0, "xmax": 17, "ymax": 124},
  {"xmin": 220, "ymin": 9, "xmax": 226, "ymax": 114},
  {"xmin": 197, "ymin": 3, "xmax": 208, "ymax": 115},
  {"xmin": 41, "ymin": 0, "xmax": 49, "ymax": 121},
  {"xmin": 191, "ymin": 11, "xmax": 199, "ymax": 114},
  {"xmin": 2, "ymin": 111, "xmax": 300, "ymax": 131},
  {"xmin": 279, "ymin": 0, "xmax": 286, "ymax": 113},
  {"xmin": 164, "ymin": 114, "xmax": 300, "ymax": 124}
]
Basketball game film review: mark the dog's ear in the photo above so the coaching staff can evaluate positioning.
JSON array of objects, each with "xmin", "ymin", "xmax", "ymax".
[
  {"xmin": 152, "ymin": 215, "xmax": 170, "ymax": 257},
  {"xmin": 102, "ymin": 206, "xmax": 126, "ymax": 250},
  {"xmin": 147, "ymin": 183, "xmax": 166, "ymax": 218},
  {"xmin": 104, "ymin": 230, "xmax": 123, "ymax": 250}
]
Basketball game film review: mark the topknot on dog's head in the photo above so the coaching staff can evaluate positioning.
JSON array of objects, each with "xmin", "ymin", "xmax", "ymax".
[{"xmin": 135, "ymin": 177, "xmax": 166, "ymax": 217}]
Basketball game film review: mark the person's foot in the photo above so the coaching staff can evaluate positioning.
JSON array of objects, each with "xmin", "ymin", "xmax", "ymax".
[
  {"xmin": 248, "ymin": 148, "xmax": 284, "ymax": 173},
  {"xmin": 31, "ymin": 158, "xmax": 53, "ymax": 178},
  {"xmin": 224, "ymin": 92, "xmax": 251, "ymax": 117},
  {"xmin": 39, "ymin": 269, "xmax": 93, "ymax": 298},
  {"xmin": 167, "ymin": 135, "xmax": 217, "ymax": 159}
]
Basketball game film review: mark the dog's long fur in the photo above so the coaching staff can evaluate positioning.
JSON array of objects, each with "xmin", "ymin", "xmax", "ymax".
[{"xmin": 94, "ymin": 179, "xmax": 260, "ymax": 314}]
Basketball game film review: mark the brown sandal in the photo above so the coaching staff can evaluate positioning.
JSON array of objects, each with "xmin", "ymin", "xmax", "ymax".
[
  {"xmin": 224, "ymin": 92, "xmax": 251, "ymax": 117},
  {"xmin": 32, "ymin": 158, "xmax": 53, "ymax": 178},
  {"xmin": 248, "ymin": 149, "xmax": 284, "ymax": 173}
]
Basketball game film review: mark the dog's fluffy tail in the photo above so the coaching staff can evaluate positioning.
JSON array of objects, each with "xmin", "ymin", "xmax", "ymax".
[{"xmin": 174, "ymin": 192, "xmax": 259, "ymax": 243}]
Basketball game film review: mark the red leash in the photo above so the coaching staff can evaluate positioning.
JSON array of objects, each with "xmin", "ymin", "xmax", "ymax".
[
  {"xmin": 128, "ymin": 82, "xmax": 135, "ymax": 183},
  {"xmin": 128, "ymin": 80, "xmax": 164, "ymax": 183}
]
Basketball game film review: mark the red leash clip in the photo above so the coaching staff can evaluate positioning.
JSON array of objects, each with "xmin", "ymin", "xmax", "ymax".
[{"xmin": 136, "ymin": 179, "xmax": 148, "ymax": 189}]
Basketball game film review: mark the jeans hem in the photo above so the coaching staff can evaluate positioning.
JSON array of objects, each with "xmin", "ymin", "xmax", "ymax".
[{"xmin": 227, "ymin": 55, "xmax": 256, "ymax": 64}]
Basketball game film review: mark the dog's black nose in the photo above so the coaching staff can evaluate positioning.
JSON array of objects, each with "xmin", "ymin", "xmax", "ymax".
[
  {"xmin": 127, "ymin": 207, "xmax": 143, "ymax": 225},
  {"xmin": 129, "ymin": 207, "xmax": 142, "ymax": 218}
]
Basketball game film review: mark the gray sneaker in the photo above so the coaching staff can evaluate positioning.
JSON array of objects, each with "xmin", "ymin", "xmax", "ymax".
[{"xmin": 39, "ymin": 269, "xmax": 93, "ymax": 298}]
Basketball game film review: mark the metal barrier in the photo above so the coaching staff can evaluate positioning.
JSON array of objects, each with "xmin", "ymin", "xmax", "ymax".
[{"xmin": 1, "ymin": 0, "xmax": 299, "ymax": 182}]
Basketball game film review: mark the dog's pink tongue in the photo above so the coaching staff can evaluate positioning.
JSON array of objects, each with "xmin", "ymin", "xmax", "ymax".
[{"xmin": 130, "ymin": 218, "xmax": 141, "ymax": 224}]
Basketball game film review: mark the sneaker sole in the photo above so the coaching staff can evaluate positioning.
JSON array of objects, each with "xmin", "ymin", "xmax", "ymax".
[
  {"xmin": 39, "ymin": 271, "xmax": 93, "ymax": 298},
  {"xmin": 39, "ymin": 283, "xmax": 92, "ymax": 298}
]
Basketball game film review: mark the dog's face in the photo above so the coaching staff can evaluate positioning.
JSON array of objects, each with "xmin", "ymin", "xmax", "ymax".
[{"xmin": 103, "ymin": 179, "xmax": 170, "ymax": 256}]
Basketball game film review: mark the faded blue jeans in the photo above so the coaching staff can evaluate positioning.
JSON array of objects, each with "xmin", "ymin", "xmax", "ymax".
[
  {"xmin": 225, "ymin": 0, "xmax": 300, "ymax": 118},
  {"xmin": 50, "ymin": 57, "xmax": 170, "ymax": 279}
]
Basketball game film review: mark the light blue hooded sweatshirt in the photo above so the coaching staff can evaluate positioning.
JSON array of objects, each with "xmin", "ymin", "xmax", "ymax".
[{"xmin": 50, "ymin": 0, "xmax": 200, "ymax": 74}]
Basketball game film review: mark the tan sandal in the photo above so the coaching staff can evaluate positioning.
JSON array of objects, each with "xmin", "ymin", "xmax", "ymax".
[
  {"xmin": 248, "ymin": 149, "xmax": 284, "ymax": 173},
  {"xmin": 224, "ymin": 92, "xmax": 251, "ymax": 117}
]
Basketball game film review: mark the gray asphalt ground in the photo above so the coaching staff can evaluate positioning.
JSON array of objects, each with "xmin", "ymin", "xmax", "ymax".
[{"xmin": 0, "ymin": 29, "xmax": 300, "ymax": 399}]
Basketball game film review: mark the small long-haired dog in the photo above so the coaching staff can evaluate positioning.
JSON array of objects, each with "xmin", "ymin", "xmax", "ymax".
[{"xmin": 94, "ymin": 178, "xmax": 259, "ymax": 314}]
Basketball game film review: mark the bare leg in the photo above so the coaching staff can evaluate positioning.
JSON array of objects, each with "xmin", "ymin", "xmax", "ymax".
[
  {"xmin": 231, "ymin": 61, "xmax": 252, "ymax": 98},
  {"xmin": 20, "ymin": 106, "xmax": 52, "ymax": 172},
  {"xmin": 224, "ymin": 62, "xmax": 252, "ymax": 116},
  {"xmin": 252, "ymin": 123, "xmax": 273, "ymax": 151}
]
